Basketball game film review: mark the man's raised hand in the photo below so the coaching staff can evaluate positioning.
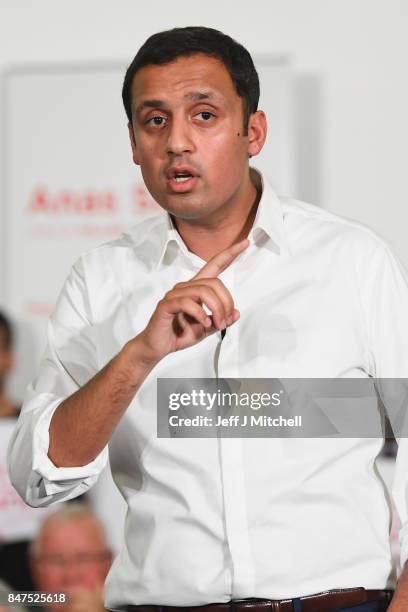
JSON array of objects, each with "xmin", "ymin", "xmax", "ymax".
[{"xmin": 138, "ymin": 239, "xmax": 250, "ymax": 364}]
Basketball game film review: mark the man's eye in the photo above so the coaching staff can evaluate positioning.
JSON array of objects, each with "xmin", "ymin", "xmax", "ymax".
[
  {"xmin": 196, "ymin": 111, "xmax": 214, "ymax": 121},
  {"xmin": 146, "ymin": 116, "xmax": 166, "ymax": 126}
]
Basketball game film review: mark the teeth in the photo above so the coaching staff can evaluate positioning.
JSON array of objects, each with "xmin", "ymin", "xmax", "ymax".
[{"xmin": 174, "ymin": 176, "xmax": 192, "ymax": 182}]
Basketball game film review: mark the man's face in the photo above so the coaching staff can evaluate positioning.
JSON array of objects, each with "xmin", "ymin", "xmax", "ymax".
[
  {"xmin": 31, "ymin": 517, "xmax": 112, "ymax": 611},
  {"xmin": 128, "ymin": 53, "xmax": 263, "ymax": 220}
]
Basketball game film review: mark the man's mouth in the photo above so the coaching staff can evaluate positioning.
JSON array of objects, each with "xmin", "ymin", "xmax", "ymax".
[
  {"xmin": 173, "ymin": 172, "xmax": 193, "ymax": 183},
  {"xmin": 166, "ymin": 167, "xmax": 198, "ymax": 192}
]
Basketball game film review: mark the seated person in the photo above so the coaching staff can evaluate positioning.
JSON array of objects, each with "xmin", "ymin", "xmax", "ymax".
[
  {"xmin": 30, "ymin": 504, "xmax": 112, "ymax": 612},
  {"xmin": 0, "ymin": 310, "xmax": 53, "ymax": 591}
]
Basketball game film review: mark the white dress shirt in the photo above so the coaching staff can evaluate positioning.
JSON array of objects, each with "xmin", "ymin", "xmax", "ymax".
[{"xmin": 7, "ymin": 169, "xmax": 408, "ymax": 610}]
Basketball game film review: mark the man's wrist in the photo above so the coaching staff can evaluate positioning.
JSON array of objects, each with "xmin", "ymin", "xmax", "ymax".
[{"xmin": 122, "ymin": 334, "xmax": 160, "ymax": 375}]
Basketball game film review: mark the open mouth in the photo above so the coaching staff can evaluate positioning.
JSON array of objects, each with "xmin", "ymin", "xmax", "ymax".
[
  {"xmin": 173, "ymin": 172, "xmax": 193, "ymax": 183},
  {"xmin": 166, "ymin": 167, "xmax": 198, "ymax": 192}
]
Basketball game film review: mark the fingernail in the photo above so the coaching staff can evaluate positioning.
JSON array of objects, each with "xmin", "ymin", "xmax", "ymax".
[{"xmin": 220, "ymin": 319, "xmax": 226, "ymax": 329}]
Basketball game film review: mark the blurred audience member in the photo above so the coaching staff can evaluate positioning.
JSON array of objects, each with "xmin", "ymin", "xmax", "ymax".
[
  {"xmin": 0, "ymin": 311, "xmax": 18, "ymax": 418},
  {"xmin": 30, "ymin": 504, "xmax": 112, "ymax": 612},
  {"xmin": 0, "ymin": 310, "xmax": 55, "ymax": 591}
]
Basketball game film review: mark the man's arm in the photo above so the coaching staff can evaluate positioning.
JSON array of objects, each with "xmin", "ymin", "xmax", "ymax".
[
  {"xmin": 48, "ymin": 239, "xmax": 248, "ymax": 467},
  {"xmin": 47, "ymin": 335, "xmax": 156, "ymax": 467},
  {"xmin": 388, "ymin": 562, "xmax": 408, "ymax": 611},
  {"xmin": 11, "ymin": 240, "xmax": 248, "ymax": 490}
]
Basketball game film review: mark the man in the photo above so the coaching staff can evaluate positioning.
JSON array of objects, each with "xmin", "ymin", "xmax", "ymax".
[
  {"xmin": 30, "ymin": 504, "xmax": 112, "ymax": 612},
  {"xmin": 0, "ymin": 311, "xmax": 26, "ymax": 592},
  {"xmin": 0, "ymin": 311, "xmax": 18, "ymax": 419},
  {"xmin": 0, "ymin": 310, "xmax": 53, "ymax": 593},
  {"xmin": 7, "ymin": 26, "xmax": 408, "ymax": 611}
]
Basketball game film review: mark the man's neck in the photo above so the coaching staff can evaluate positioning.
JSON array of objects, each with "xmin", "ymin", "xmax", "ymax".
[{"xmin": 172, "ymin": 170, "xmax": 261, "ymax": 262}]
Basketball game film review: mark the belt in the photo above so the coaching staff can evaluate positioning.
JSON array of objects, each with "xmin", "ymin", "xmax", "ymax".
[{"xmin": 124, "ymin": 588, "xmax": 393, "ymax": 612}]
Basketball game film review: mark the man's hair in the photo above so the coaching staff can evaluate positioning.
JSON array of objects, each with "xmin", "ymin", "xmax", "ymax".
[
  {"xmin": 122, "ymin": 26, "xmax": 260, "ymax": 134},
  {"xmin": 30, "ymin": 503, "xmax": 110, "ymax": 558},
  {"xmin": 0, "ymin": 311, "xmax": 13, "ymax": 350}
]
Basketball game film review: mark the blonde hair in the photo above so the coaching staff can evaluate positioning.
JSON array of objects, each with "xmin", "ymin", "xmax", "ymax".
[{"xmin": 30, "ymin": 503, "xmax": 109, "ymax": 558}]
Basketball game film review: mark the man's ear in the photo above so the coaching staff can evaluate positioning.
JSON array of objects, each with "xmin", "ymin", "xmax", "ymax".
[
  {"xmin": 128, "ymin": 121, "xmax": 140, "ymax": 166},
  {"xmin": 247, "ymin": 110, "xmax": 267, "ymax": 158}
]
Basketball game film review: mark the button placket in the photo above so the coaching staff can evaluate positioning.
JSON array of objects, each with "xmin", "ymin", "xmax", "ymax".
[{"xmin": 216, "ymin": 267, "xmax": 255, "ymax": 598}]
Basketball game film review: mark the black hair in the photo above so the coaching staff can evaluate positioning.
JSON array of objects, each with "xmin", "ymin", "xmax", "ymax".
[
  {"xmin": 0, "ymin": 310, "xmax": 13, "ymax": 350},
  {"xmin": 122, "ymin": 26, "xmax": 260, "ymax": 134}
]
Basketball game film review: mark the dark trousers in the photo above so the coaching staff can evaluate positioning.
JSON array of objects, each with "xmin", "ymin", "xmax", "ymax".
[{"xmin": 334, "ymin": 600, "xmax": 389, "ymax": 611}]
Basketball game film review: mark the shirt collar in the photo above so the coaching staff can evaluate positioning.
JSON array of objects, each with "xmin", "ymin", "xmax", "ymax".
[
  {"xmin": 246, "ymin": 167, "xmax": 286, "ymax": 256},
  {"xmin": 129, "ymin": 167, "xmax": 287, "ymax": 270}
]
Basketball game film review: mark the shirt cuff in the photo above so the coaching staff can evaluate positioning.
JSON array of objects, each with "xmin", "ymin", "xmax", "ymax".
[{"xmin": 32, "ymin": 396, "xmax": 108, "ymax": 496}]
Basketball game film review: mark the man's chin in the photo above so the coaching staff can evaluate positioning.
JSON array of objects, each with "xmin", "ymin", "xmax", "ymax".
[{"xmin": 159, "ymin": 197, "xmax": 210, "ymax": 221}]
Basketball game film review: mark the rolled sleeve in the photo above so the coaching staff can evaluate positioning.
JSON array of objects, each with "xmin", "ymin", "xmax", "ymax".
[{"xmin": 7, "ymin": 257, "xmax": 108, "ymax": 507}]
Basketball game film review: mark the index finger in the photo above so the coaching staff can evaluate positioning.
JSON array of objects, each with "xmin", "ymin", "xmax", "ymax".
[{"xmin": 193, "ymin": 238, "xmax": 250, "ymax": 280}]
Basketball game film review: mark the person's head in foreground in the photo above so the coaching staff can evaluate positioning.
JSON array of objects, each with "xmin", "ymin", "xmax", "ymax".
[
  {"xmin": 30, "ymin": 504, "xmax": 112, "ymax": 612},
  {"xmin": 123, "ymin": 26, "xmax": 267, "ymax": 238}
]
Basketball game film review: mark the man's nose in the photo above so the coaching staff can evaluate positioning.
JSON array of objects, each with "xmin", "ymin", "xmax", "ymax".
[
  {"xmin": 60, "ymin": 561, "xmax": 83, "ymax": 587},
  {"xmin": 166, "ymin": 117, "xmax": 194, "ymax": 155}
]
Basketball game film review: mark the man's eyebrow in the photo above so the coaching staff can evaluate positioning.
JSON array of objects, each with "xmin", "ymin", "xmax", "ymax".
[
  {"xmin": 183, "ymin": 91, "xmax": 215, "ymax": 101},
  {"xmin": 135, "ymin": 91, "xmax": 218, "ymax": 114},
  {"xmin": 136, "ymin": 99, "xmax": 165, "ymax": 113}
]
